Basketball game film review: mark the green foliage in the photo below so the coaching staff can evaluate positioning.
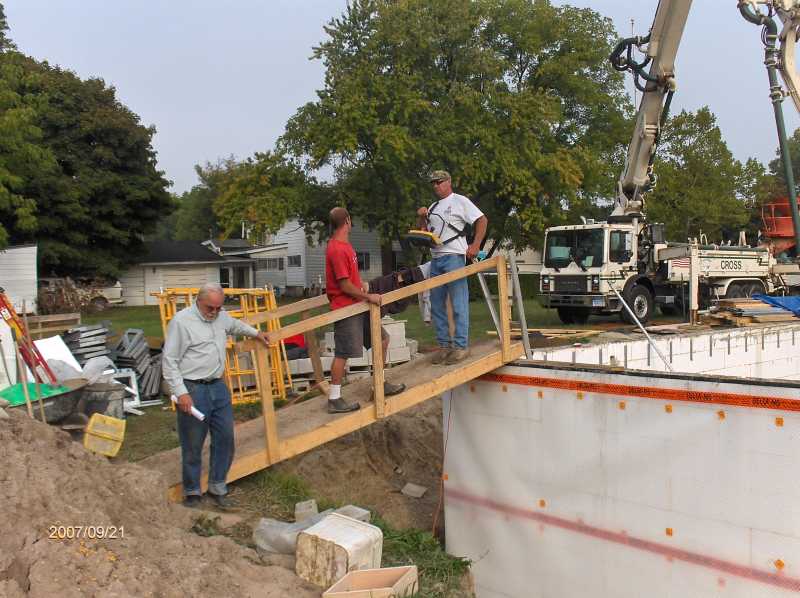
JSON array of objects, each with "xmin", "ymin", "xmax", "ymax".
[
  {"xmin": 213, "ymin": 151, "xmax": 313, "ymax": 240},
  {"xmin": 647, "ymin": 107, "xmax": 751, "ymax": 243},
  {"xmin": 281, "ymin": 0, "xmax": 630, "ymax": 250},
  {"xmin": 0, "ymin": 3, "xmax": 15, "ymax": 52},
  {"xmin": 372, "ymin": 514, "xmax": 471, "ymax": 598},
  {"xmin": 0, "ymin": 56, "xmax": 55, "ymax": 247},
  {"xmin": 769, "ymin": 127, "xmax": 800, "ymax": 196},
  {"xmin": 0, "ymin": 52, "xmax": 172, "ymax": 275},
  {"xmin": 173, "ymin": 159, "xmax": 237, "ymax": 240}
]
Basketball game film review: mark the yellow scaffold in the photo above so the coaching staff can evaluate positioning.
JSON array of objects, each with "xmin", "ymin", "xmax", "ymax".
[{"xmin": 151, "ymin": 287, "xmax": 292, "ymax": 404}]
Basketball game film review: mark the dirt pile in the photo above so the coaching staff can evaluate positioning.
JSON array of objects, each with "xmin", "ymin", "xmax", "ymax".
[
  {"xmin": 0, "ymin": 411, "xmax": 318, "ymax": 598},
  {"xmin": 277, "ymin": 398, "xmax": 445, "ymax": 530}
]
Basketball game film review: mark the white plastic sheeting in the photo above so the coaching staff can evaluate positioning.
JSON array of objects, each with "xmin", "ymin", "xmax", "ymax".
[{"xmin": 444, "ymin": 362, "xmax": 800, "ymax": 597}]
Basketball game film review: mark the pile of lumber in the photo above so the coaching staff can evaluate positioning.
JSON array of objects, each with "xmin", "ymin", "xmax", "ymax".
[
  {"xmin": 487, "ymin": 328, "xmax": 603, "ymax": 340},
  {"xmin": 704, "ymin": 299, "xmax": 797, "ymax": 327}
]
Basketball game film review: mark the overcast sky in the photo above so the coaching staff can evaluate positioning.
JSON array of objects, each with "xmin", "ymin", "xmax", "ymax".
[{"xmin": 6, "ymin": 0, "xmax": 798, "ymax": 194}]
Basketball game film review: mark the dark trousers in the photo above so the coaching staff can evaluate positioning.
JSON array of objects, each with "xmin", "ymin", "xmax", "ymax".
[{"xmin": 177, "ymin": 379, "xmax": 234, "ymax": 497}]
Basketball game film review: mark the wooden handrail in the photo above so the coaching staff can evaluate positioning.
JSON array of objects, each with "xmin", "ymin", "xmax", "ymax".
[
  {"xmin": 241, "ymin": 294, "xmax": 329, "ymax": 326},
  {"xmin": 263, "ymin": 301, "xmax": 371, "ymax": 345},
  {"xmin": 257, "ymin": 255, "xmax": 501, "ymax": 345},
  {"xmin": 380, "ymin": 255, "xmax": 499, "ymax": 305}
]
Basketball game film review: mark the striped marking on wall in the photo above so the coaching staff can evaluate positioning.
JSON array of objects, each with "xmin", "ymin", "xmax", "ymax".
[
  {"xmin": 479, "ymin": 373, "xmax": 800, "ymax": 412},
  {"xmin": 446, "ymin": 487, "xmax": 800, "ymax": 592}
]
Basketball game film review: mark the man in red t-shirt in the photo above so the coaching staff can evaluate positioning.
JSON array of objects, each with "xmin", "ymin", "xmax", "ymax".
[{"xmin": 325, "ymin": 207, "xmax": 405, "ymax": 413}]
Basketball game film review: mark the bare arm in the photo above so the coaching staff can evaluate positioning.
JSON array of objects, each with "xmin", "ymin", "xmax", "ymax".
[
  {"xmin": 467, "ymin": 215, "xmax": 488, "ymax": 259},
  {"xmin": 339, "ymin": 278, "xmax": 381, "ymax": 305},
  {"xmin": 416, "ymin": 207, "xmax": 429, "ymax": 229}
]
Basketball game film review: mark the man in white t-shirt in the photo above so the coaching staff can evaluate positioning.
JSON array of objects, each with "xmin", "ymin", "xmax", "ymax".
[{"xmin": 416, "ymin": 170, "xmax": 487, "ymax": 365}]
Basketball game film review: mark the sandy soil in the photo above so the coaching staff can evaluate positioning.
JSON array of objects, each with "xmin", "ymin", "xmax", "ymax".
[
  {"xmin": 275, "ymin": 398, "xmax": 446, "ymax": 532},
  {"xmin": 0, "ymin": 411, "xmax": 319, "ymax": 598}
]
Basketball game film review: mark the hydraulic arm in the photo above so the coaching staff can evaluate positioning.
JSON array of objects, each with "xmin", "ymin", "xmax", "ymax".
[{"xmin": 609, "ymin": 0, "xmax": 692, "ymax": 220}]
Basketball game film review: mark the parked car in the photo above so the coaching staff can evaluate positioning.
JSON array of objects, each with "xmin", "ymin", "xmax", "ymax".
[{"xmin": 38, "ymin": 277, "xmax": 125, "ymax": 312}]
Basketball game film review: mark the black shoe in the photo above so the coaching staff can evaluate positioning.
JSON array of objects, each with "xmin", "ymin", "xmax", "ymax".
[
  {"xmin": 383, "ymin": 381, "xmax": 406, "ymax": 396},
  {"xmin": 206, "ymin": 492, "xmax": 231, "ymax": 509},
  {"xmin": 183, "ymin": 495, "xmax": 203, "ymax": 509},
  {"xmin": 328, "ymin": 398, "xmax": 360, "ymax": 414}
]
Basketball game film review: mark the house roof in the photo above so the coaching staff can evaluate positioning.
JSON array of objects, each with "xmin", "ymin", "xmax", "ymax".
[
  {"xmin": 137, "ymin": 240, "xmax": 227, "ymax": 264},
  {"xmin": 223, "ymin": 243, "xmax": 287, "ymax": 256}
]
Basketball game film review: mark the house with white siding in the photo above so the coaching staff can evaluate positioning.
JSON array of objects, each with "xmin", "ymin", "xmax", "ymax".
[
  {"xmin": 218, "ymin": 243, "xmax": 288, "ymax": 293},
  {"xmin": 0, "ymin": 244, "xmax": 38, "ymax": 314},
  {"xmin": 119, "ymin": 241, "xmax": 253, "ymax": 306},
  {"xmin": 272, "ymin": 218, "xmax": 385, "ymax": 296}
]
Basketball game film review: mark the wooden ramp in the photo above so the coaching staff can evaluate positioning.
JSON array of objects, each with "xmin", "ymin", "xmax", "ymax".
[{"xmin": 143, "ymin": 339, "xmax": 522, "ymax": 501}]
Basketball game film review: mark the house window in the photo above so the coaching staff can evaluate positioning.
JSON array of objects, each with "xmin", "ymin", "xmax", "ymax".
[
  {"xmin": 357, "ymin": 252, "xmax": 370, "ymax": 271},
  {"xmin": 288, "ymin": 255, "xmax": 302, "ymax": 267},
  {"xmin": 256, "ymin": 258, "xmax": 284, "ymax": 271}
]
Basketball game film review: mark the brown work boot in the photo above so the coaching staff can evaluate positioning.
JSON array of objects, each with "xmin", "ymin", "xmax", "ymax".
[
  {"xmin": 328, "ymin": 397, "xmax": 360, "ymax": 414},
  {"xmin": 383, "ymin": 381, "xmax": 406, "ymax": 396},
  {"xmin": 431, "ymin": 347, "xmax": 452, "ymax": 365},
  {"xmin": 445, "ymin": 348, "xmax": 470, "ymax": 365}
]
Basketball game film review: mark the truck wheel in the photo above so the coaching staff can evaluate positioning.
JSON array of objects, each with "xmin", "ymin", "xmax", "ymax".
[
  {"xmin": 744, "ymin": 282, "xmax": 765, "ymax": 297},
  {"xmin": 557, "ymin": 307, "xmax": 574, "ymax": 325},
  {"xmin": 622, "ymin": 285, "xmax": 654, "ymax": 324},
  {"xmin": 725, "ymin": 283, "xmax": 746, "ymax": 299}
]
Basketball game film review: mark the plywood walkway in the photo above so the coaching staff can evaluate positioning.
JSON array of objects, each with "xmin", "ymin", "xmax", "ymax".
[{"xmin": 143, "ymin": 339, "xmax": 522, "ymax": 501}]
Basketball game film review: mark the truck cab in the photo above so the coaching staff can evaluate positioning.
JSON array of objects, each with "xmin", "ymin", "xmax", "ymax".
[{"xmin": 539, "ymin": 221, "xmax": 644, "ymax": 324}]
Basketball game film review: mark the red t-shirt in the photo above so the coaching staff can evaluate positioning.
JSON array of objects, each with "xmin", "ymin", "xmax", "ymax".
[{"xmin": 325, "ymin": 239, "xmax": 363, "ymax": 310}]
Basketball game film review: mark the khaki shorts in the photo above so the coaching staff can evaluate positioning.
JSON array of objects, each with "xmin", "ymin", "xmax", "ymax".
[{"xmin": 333, "ymin": 313, "xmax": 388, "ymax": 359}]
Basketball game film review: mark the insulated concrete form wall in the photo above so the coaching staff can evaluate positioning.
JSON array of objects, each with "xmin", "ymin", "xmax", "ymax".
[
  {"xmin": 444, "ymin": 362, "xmax": 800, "ymax": 597},
  {"xmin": 532, "ymin": 324, "xmax": 800, "ymax": 381}
]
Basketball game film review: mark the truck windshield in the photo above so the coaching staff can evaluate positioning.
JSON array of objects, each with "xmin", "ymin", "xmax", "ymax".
[{"xmin": 544, "ymin": 229, "xmax": 604, "ymax": 269}]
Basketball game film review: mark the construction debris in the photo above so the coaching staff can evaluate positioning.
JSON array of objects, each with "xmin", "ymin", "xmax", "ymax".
[
  {"xmin": 296, "ymin": 513, "xmax": 383, "ymax": 588},
  {"xmin": 400, "ymin": 482, "xmax": 428, "ymax": 499},
  {"xmin": 323, "ymin": 565, "xmax": 419, "ymax": 598},
  {"xmin": 110, "ymin": 328, "xmax": 162, "ymax": 400},
  {"xmin": 63, "ymin": 324, "xmax": 111, "ymax": 365},
  {"xmin": 295, "ymin": 499, "xmax": 319, "ymax": 522}
]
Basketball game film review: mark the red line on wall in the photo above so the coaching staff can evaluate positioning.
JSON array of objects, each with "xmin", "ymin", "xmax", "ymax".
[
  {"xmin": 479, "ymin": 373, "xmax": 800, "ymax": 412},
  {"xmin": 446, "ymin": 487, "xmax": 800, "ymax": 591}
]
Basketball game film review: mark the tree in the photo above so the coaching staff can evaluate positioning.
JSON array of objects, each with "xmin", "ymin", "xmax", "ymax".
[
  {"xmin": 0, "ymin": 59, "xmax": 56, "ymax": 248},
  {"xmin": 0, "ymin": 3, "xmax": 16, "ymax": 52},
  {"xmin": 646, "ymin": 107, "xmax": 750, "ymax": 243},
  {"xmin": 280, "ymin": 0, "xmax": 630, "ymax": 250},
  {"xmin": 213, "ymin": 151, "xmax": 316, "ymax": 240},
  {"xmin": 173, "ymin": 159, "xmax": 237, "ymax": 241},
  {"xmin": 768, "ymin": 127, "xmax": 800, "ymax": 198},
  {"xmin": 1, "ymin": 53, "xmax": 172, "ymax": 276}
]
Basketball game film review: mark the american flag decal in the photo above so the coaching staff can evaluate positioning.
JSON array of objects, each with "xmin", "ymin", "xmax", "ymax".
[{"xmin": 671, "ymin": 257, "xmax": 690, "ymax": 268}]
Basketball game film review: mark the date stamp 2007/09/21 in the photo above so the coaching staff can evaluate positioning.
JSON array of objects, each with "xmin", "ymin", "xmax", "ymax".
[{"xmin": 48, "ymin": 525, "xmax": 124, "ymax": 540}]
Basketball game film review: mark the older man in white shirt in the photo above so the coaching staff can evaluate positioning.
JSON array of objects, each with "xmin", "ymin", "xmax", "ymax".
[{"xmin": 162, "ymin": 282, "xmax": 268, "ymax": 508}]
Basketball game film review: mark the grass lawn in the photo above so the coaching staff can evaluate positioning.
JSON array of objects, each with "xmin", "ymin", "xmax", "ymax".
[
  {"xmin": 83, "ymin": 296, "xmax": 566, "ymax": 350},
  {"xmin": 83, "ymin": 305, "xmax": 164, "ymax": 338}
]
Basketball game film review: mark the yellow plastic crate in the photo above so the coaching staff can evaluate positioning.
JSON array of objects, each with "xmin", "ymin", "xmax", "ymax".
[{"xmin": 83, "ymin": 413, "xmax": 126, "ymax": 457}]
